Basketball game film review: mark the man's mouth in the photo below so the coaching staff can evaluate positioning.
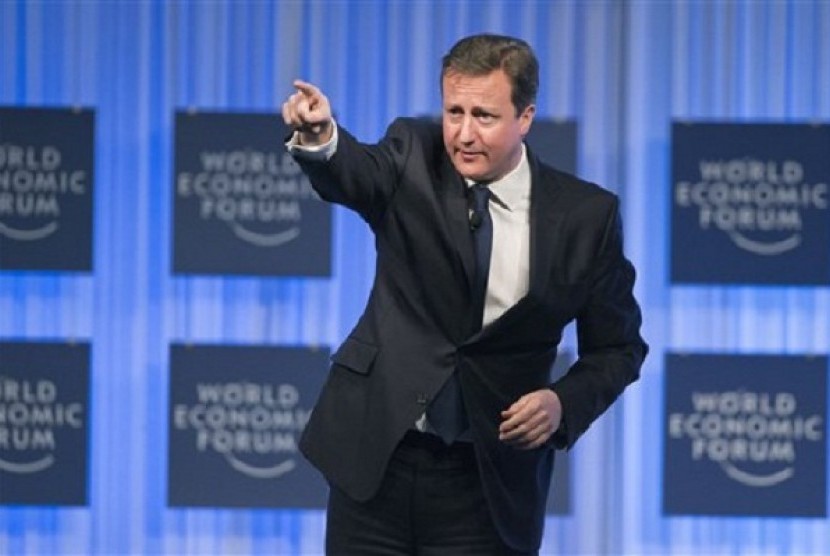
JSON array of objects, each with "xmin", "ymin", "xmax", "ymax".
[{"xmin": 458, "ymin": 150, "xmax": 483, "ymax": 161}]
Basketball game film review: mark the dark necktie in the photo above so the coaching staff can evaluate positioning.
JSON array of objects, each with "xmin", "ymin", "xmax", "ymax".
[
  {"xmin": 469, "ymin": 183, "xmax": 493, "ymax": 326},
  {"xmin": 427, "ymin": 184, "xmax": 492, "ymax": 444}
]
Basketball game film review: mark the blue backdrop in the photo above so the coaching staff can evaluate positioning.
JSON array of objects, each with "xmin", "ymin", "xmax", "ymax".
[{"xmin": 1, "ymin": 0, "xmax": 829, "ymax": 554}]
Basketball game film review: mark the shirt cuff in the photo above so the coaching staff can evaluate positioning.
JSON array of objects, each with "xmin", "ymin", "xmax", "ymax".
[{"xmin": 285, "ymin": 120, "xmax": 339, "ymax": 161}]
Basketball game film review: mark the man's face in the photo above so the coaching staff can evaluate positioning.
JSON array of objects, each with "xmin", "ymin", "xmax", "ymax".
[{"xmin": 442, "ymin": 69, "xmax": 535, "ymax": 183}]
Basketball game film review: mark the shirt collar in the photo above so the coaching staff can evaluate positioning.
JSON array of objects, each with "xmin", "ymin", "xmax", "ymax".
[{"xmin": 466, "ymin": 144, "xmax": 531, "ymax": 211}]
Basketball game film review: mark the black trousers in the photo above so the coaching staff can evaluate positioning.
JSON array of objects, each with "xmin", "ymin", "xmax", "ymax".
[{"xmin": 325, "ymin": 431, "xmax": 537, "ymax": 556}]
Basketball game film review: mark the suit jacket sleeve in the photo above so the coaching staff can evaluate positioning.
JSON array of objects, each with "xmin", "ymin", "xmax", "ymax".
[
  {"xmin": 292, "ymin": 119, "xmax": 417, "ymax": 229},
  {"xmin": 550, "ymin": 195, "xmax": 647, "ymax": 449}
]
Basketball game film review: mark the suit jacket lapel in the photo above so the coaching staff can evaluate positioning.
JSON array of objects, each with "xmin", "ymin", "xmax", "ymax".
[
  {"xmin": 439, "ymin": 154, "xmax": 476, "ymax": 292},
  {"xmin": 527, "ymin": 150, "xmax": 565, "ymax": 297}
]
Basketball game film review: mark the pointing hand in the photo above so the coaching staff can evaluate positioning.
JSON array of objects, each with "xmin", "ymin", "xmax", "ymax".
[{"xmin": 282, "ymin": 80, "xmax": 334, "ymax": 146}]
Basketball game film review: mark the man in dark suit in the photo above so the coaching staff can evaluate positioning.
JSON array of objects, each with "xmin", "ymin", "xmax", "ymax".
[{"xmin": 282, "ymin": 34, "xmax": 647, "ymax": 555}]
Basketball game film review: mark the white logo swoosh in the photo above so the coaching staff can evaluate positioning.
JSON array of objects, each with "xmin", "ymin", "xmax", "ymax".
[
  {"xmin": 230, "ymin": 223, "xmax": 301, "ymax": 247},
  {"xmin": 0, "ymin": 455, "xmax": 55, "ymax": 474},
  {"xmin": 728, "ymin": 232, "xmax": 801, "ymax": 256},
  {"xmin": 720, "ymin": 461, "xmax": 794, "ymax": 487},
  {"xmin": 224, "ymin": 452, "xmax": 296, "ymax": 479},
  {"xmin": 0, "ymin": 221, "xmax": 60, "ymax": 241}
]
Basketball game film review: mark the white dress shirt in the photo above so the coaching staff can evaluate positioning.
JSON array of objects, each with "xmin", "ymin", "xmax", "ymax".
[{"xmin": 475, "ymin": 145, "xmax": 531, "ymax": 327}]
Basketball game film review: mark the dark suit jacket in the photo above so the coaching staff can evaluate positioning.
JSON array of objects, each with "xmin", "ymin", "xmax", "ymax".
[{"xmin": 296, "ymin": 117, "xmax": 647, "ymax": 551}]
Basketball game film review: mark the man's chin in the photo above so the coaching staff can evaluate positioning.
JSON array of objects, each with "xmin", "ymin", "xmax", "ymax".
[{"xmin": 452, "ymin": 161, "xmax": 490, "ymax": 182}]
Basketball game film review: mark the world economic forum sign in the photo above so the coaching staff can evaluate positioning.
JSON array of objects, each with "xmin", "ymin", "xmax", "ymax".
[
  {"xmin": 663, "ymin": 353, "xmax": 827, "ymax": 517},
  {"xmin": 0, "ymin": 342, "xmax": 90, "ymax": 506},
  {"xmin": 671, "ymin": 123, "xmax": 830, "ymax": 285},
  {"xmin": 168, "ymin": 344, "xmax": 328, "ymax": 508},
  {"xmin": 0, "ymin": 107, "xmax": 95, "ymax": 271},
  {"xmin": 173, "ymin": 112, "xmax": 332, "ymax": 276}
]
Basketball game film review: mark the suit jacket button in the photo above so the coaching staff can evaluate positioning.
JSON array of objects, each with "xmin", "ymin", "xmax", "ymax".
[{"xmin": 416, "ymin": 394, "xmax": 428, "ymax": 405}]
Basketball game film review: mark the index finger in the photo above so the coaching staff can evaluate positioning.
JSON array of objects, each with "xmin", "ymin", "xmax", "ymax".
[{"xmin": 293, "ymin": 79, "xmax": 322, "ymax": 99}]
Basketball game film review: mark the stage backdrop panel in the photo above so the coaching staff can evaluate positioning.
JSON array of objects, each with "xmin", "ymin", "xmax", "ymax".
[
  {"xmin": 663, "ymin": 353, "xmax": 827, "ymax": 517},
  {"xmin": 525, "ymin": 119, "xmax": 577, "ymax": 175},
  {"xmin": 671, "ymin": 123, "xmax": 830, "ymax": 285},
  {"xmin": 0, "ymin": 341, "xmax": 90, "ymax": 506},
  {"xmin": 168, "ymin": 344, "xmax": 328, "ymax": 508},
  {"xmin": 0, "ymin": 107, "xmax": 94, "ymax": 271},
  {"xmin": 173, "ymin": 112, "xmax": 332, "ymax": 276}
]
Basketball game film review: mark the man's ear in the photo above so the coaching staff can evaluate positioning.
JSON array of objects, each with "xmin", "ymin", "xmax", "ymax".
[{"xmin": 519, "ymin": 104, "xmax": 536, "ymax": 137}]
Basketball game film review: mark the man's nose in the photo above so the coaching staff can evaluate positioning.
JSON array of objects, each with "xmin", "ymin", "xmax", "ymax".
[{"xmin": 458, "ymin": 117, "xmax": 476, "ymax": 143}]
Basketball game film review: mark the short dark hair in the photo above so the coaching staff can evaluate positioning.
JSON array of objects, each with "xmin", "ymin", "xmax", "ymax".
[{"xmin": 441, "ymin": 33, "xmax": 539, "ymax": 115}]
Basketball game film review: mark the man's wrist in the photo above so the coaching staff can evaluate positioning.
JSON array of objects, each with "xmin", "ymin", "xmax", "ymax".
[
  {"xmin": 286, "ymin": 120, "xmax": 338, "ymax": 161},
  {"xmin": 298, "ymin": 120, "xmax": 333, "ymax": 146},
  {"xmin": 548, "ymin": 386, "xmax": 568, "ymax": 448}
]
